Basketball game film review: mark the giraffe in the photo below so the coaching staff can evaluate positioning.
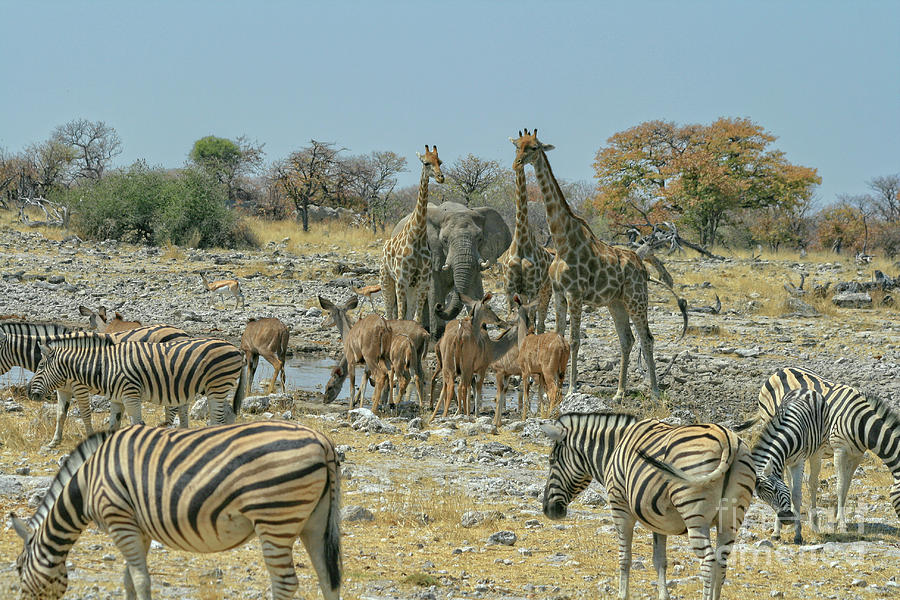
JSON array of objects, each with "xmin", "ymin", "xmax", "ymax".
[
  {"xmin": 498, "ymin": 154, "xmax": 553, "ymax": 333},
  {"xmin": 511, "ymin": 129, "xmax": 687, "ymax": 400},
  {"xmin": 381, "ymin": 145, "xmax": 444, "ymax": 328}
]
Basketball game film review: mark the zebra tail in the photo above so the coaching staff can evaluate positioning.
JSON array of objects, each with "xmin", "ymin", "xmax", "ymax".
[
  {"xmin": 733, "ymin": 416, "xmax": 758, "ymax": 432},
  {"xmin": 638, "ymin": 441, "xmax": 735, "ymax": 487},
  {"xmin": 232, "ymin": 363, "xmax": 247, "ymax": 417},
  {"xmin": 324, "ymin": 449, "xmax": 342, "ymax": 591}
]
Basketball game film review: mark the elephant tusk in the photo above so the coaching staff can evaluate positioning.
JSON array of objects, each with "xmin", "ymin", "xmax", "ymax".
[
  {"xmin": 479, "ymin": 259, "xmax": 491, "ymax": 270},
  {"xmin": 442, "ymin": 262, "xmax": 451, "ymax": 272}
]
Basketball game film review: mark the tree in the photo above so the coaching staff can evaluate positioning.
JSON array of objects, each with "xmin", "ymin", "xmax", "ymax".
[
  {"xmin": 593, "ymin": 117, "xmax": 820, "ymax": 247},
  {"xmin": 189, "ymin": 135, "xmax": 265, "ymax": 205},
  {"xmin": 52, "ymin": 118, "xmax": 122, "ymax": 180},
  {"xmin": 444, "ymin": 154, "xmax": 503, "ymax": 206},
  {"xmin": 271, "ymin": 140, "xmax": 344, "ymax": 231},
  {"xmin": 343, "ymin": 151, "xmax": 407, "ymax": 233},
  {"xmin": 868, "ymin": 174, "xmax": 899, "ymax": 223},
  {"xmin": 816, "ymin": 202, "xmax": 866, "ymax": 254},
  {"xmin": 25, "ymin": 140, "xmax": 76, "ymax": 194}
]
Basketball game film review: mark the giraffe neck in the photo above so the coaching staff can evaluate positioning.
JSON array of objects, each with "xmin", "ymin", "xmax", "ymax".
[
  {"xmin": 532, "ymin": 150, "xmax": 581, "ymax": 248},
  {"xmin": 405, "ymin": 164, "xmax": 431, "ymax": 244},
  {"xmin": 513, "ymin": 163, "xmax": 534, "ymax": 249}
]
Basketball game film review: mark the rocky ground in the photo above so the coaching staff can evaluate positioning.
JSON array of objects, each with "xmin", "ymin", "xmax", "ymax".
[{"xmin": 1, "ymin": 224, "xmax": 899, "ymax": 599}]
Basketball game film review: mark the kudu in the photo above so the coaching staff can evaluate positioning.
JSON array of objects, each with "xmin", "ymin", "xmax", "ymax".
[
  {"xmin": 429, "ymin": 293, "xmax": 515, "ymax": 421},
  {"xmin": 79, "ymin": 305, "xmax": 141, "ymax": 333},
  {"xmin": 513, "ymin": 295, "xmax": 569, "ymax": 419},
  {"xmin": 241, "ymin": 317, "xmax": 290, "ymax": 394},
  {"xmin": 318, "ymin": 295, "xmax": 391, "ymax": 411}
]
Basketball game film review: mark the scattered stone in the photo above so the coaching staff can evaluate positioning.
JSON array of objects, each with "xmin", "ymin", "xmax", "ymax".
[
  {"xmin": 832, "ymin": 292, "xmax": 872, "ymax": 308},
  {"xmin": 341, "ymin": 505, "xmax": 375, "ymax": 522},
  {"xmin": 347, "ymin": 407, "xmax": 400, "ymax": 434},
  {"xmin": 486, "ymin": 530, "xmax": 517, "ymax": 546},
  {"xmin": 368, "ymin": 440, "xmax": 394, "ymax": 453},
  {"xmin": 3, "ymin": 400, "xmax": 24, "ymax": 412},
  {"xmin": 15, "ymin": 466, "xmax": 30, "ymax": 476},
  {"xmin": 241, "ymin": 395, "xmax": 271, "ymax": 414},
  {"xmin": 734, "ymin": 346, "xmax": 763, "ymax": 358},
  {"xmin": 407, "ymin": 417, "xmax": 423, "ymax": 431},
  {"xmin": 559, "ymin": 392, "xmax": 611, "ymax": 414}
]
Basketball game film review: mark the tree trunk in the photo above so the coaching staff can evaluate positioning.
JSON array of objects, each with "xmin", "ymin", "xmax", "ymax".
[{"xmin": 301, "ymin": 199, "xmax": 309, "ymax": 232}]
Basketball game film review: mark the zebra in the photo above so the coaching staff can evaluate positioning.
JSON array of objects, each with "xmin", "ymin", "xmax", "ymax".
[
  {"xmin": 753, "ymin": 366, "xmax": 900, "ymax": 530},
  {"xmin": 739, "ymin": 388, "xmax": 829, "ymax": 544},
  {"xmin": 541, "ymin": 412, "xmax": 755, "ymax": 600},
  {"xmin": 12, "ymin": 421, "xmax": 341, "ymax": 600},
  {"xmin": 0, "ymin": 322, "xmax": 92, "ymax": 446},
  {"xmin": 28, "ymin": 331, "xmax": 246, "ymax": 428},
  {"xmin": 0, "ymin": 322, "xmax": 194, "ymax": 445}
]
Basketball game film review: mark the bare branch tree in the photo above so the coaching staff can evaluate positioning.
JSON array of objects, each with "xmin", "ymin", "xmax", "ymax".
[
  {"xmin": 445, "ymin": 154, "xmax": 503, "ymax": 206},
  {"xmin": 52, "ymin": 119, "xmax": 122, "ymax": 180},
  {"xmin": 343, "ymin": 151, "xmax": 407, "ymax": 233},
  {"xmin": 868, "ymin": 174, "xmax": 900, "ymax": 223},
  {"xmin": 271, "ymin": 140, "xmax": 345, "ymax": 231}
]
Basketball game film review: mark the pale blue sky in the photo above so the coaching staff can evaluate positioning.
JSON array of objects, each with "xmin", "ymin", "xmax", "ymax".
[{"xmin": 2, "ymin": 1, "xmax": 897, "ymax": 205}]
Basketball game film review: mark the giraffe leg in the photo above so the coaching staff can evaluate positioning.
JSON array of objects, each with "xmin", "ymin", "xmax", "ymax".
[
  {"xmin": 536, "ymin": 278, "xmax": 552, "ymax": 334},
  {"xmin": 566, "ymin": 295, "xmax": 582, "ymax": 394},
  {"xmin": 631, "ymin": 310, "xmax": 658, "ymax": 398},
  {"xmin": 381, "ymin": 268, "xmax": 398, "ymax": 321},
  {"xmin": 608, "ymin": 301, "xmax": 635, "ymax": 401},
  {"xmin": 554, "ymin": 283, "xmax": 567, "ymax": 335}
]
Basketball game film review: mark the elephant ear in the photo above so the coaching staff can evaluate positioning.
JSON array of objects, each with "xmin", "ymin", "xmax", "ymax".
[
  {"xmin": 472, "ymin": 207, "xmax": 512, "ymax": 265},
  {"xmin": 426, "ymin": 213, "xmax": 445, "ymax": 272}
]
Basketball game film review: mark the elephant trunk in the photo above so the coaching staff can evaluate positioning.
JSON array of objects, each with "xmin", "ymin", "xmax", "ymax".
[{"xmin": 435, "ymin": 238, "xmax": 478, "ymax": 321}]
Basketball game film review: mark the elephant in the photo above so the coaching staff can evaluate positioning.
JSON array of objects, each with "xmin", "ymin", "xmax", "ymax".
[{"xmin": 391, "ymin": 201, "xmax": 511, "ymax": 338}]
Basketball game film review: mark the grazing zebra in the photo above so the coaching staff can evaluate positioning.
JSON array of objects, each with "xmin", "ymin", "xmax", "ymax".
[
  {"xmin": 542, "ymin": 412, "xmax": 755, "ymax": 600},
  {"xmin": 754, "ymin": 366, "xmax": 900, "ymax": 530},
  {"xmin": 12, "ymin": 421, "xmax": 341, "ymax": 600},
  {"xmin": 740, "ymin": 388, "xmax": 829, "ymax": 544},
  {"xmin": 28, "ymin": 331, "xmax": 246, "ymax": 427}
]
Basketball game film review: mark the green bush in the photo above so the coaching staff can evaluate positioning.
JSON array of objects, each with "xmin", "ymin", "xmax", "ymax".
[{"xmin": 57, "ymin": 162, "xmax": 256, "ymax": 249}]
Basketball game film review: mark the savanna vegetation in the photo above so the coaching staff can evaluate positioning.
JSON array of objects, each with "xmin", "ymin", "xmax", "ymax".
[{"xmin": 1, "ymin": 117, "xmax": 896, "ymax": 258}]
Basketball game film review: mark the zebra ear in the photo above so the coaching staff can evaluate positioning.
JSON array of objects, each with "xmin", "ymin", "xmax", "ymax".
[
  {"xmin": 11, "ymin": 514, "xmax": 32, "ymax": 540},
  {"xmin": 540, "ymin": 422, "xmax": 566, "ymax": 441},
  {"xmin": 38, "ymin": 344, "xmax": 52, "ymax": 360},
  {"xmin": 761, "ymin": 459, "xmax": 774, "ymax": 477}
]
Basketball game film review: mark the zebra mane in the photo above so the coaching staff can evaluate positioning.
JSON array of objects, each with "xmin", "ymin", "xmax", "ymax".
[
  {"xmin": 863, "ymin": 391, "xmax": 900, "ymax": 430},
  {"xmin": 29, "ymin": 431, "xmax": 112, "ymax": 529},
  {"xmin": 0, "ymin": 322, "xmax": 72, "ymax": 337},
  {"xmin": 558, "ymin": 411, "xmax": 639, "ymax": 428},
  {"xmin": 44, "ymin": 331, "xmax": 116, "ymax": 349}
]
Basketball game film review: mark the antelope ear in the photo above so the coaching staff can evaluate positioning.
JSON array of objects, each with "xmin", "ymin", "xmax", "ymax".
[
  {"xmin": 11, "ymin": 514, "xmax": 32, "ymax": 540},
  {"xmin": 344, "ymin": 296, "xmax": 359, "ymax": 311},
  {"xmin": 38, "ymin": 344, "xmax": 52, "ymax": 360},
  {"xmin": 318, "ymin": 296, "xmax": 335, "ymax": 311},
  {"xmin": 482, "ymin": 292, "xmax": 493, "ymax": 303},
  {"xmin": 540, "ymin": 422, "xmax": 566, "ymax": 441},
  {"xmin": 761, "ymin": 459, "xmax": 774, "ymax": 477},
  {"xmin": 115, "ymin": 312, "xmax": 124, "ymax": 320},
  {"xmin": 78, "ymin": 305, "xmax": 93, "ymax": 317},
  {"xmin": 97, "ymin": 306, "xmax": 107, "ymax": 320},
  {"xmin": 513, "ymin": 294, "xmax": 522, "ymax": 306}
]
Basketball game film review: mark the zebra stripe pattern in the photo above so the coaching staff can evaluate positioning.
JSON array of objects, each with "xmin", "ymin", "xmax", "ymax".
[
  {"xmin": 12, "ymin": 421, "xmax": 341, "ymax": 600},
  {"xmin": 28, "ymin": 331, "xmax": 246, "ymax": 427},
  {"xmin": 743, "ymin": 388, "xmax": 829, "ymax": 544},
  {"xmin": 756, "ymin": 366, "xmax": 900, "ymax": 529},
  {"xmin": 542, "ymin": 412, "xmax": 755, "ymax": 600},
  {"xmin": 0, "ymin": 322, "xmax": 96, "ymax": 446}
]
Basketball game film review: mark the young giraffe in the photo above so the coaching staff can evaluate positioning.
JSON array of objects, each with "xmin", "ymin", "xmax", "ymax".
[
  {"xmin": 499, "ymin": 152, "xmax": 553, "ymax": 333},
  {"xmin": 512, "ymin": 129, "xmax": 686, "ymax": 400},
  {"xmin": 380, "ymin": 145, "xmax": 444, "ymax": 328}
]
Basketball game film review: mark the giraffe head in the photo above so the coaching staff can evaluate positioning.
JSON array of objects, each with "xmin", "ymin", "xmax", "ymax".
[
  {"xmin": 511, "ymin": 128, "xmax": 555, "ymax": 169},
  {"xmin": 416, "ymin": 145, "xmax": 445, "ymax": 183}
]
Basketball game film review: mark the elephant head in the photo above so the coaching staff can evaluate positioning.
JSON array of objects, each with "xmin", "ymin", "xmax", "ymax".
[
  {"xmin": 390, "ymin": 201, "xmax": 511, "ymax": 338},
  {"xmin": 432, "ymin": 204, "xmax": 510, "ymax": 322}
]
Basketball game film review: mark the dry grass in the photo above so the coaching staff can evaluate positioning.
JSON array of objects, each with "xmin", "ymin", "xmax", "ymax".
[{"xmin": 245, "ymin": 217, "xmax": 383, "ymax": 257}]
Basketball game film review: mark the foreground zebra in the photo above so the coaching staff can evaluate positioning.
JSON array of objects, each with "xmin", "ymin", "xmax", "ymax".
[
  {"xmin": 754, "ymin": 366, "xmax": 900, "ymax": 529},
  {"xmin": 0, "ymin": 323, "xmax": 191, "ymax": 446},
  {"xmin": 12, "ymin": 422, "xmax": 341, "ymax": 600},
  {"xmin": 542, "ymin": 412, "xmax": 755, "ymax": 600},
  {"xmin": 28, "ymin": 331, "xmax": 246, "ymax": 428},
  {"xmin": 740, "ymin": 388, "xmax": 829, "ymax": 544}
]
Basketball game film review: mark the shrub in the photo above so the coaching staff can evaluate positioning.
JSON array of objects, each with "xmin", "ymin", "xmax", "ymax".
[{"xmin": 57, "ymin": 162, "xmax": 256, "ymax": 249}]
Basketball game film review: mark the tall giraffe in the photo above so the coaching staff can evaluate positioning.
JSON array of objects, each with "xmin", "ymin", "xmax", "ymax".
[
  {"xmin": 499, "ymin": 151, "xmax": 553, "ymax": 332},
  {"xmin": 381, "ymin": 145, "xmax": 444, "ymax": 327},
  {"xmin": 512, "ymin": 129, "xmax": 686, "ymax": 399}
]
